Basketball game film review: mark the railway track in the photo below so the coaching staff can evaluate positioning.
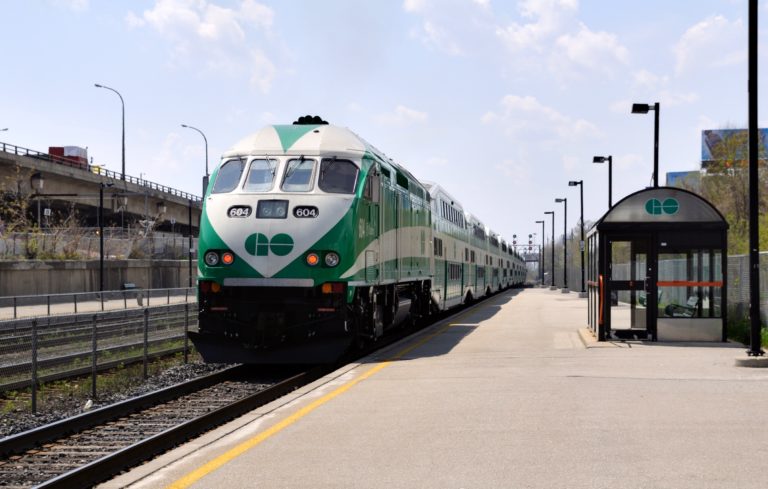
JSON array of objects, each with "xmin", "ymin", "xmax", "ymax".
[{"xmin": 0, "ymin": 364, "xmax": 326, "ymax": 488}]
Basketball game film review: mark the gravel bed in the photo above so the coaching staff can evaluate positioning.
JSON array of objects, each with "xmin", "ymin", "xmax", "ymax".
[{"xmin": 0, "ymin": 361, "xmax": 234, "ymax": 439}]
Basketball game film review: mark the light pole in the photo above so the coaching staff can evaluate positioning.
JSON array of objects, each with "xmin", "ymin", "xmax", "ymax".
[
  {"xmin": 555, "ymin": 197, "xmax": 568, "ymax": 292},
  {"xmin": 544, "ymin": 211, "xmax": 555, "ymax": 288},
  {"xmin": 188, "ymin": 199, "xmax": 193, "ymax": 287},
  {"xmin": 99, "ymin": 183, "xmax": 114, "ymax": 293},
  {"xmin": 535, "ymin": 220, "xmax": 545, "ymax": 286},
  {"xmin": 94, "ymin": 84, "xmax": 126, "ymax": 181},
  {"xmin": 181, "ymin": 124, "xmax": 209, "ymax": 196},
  {"xmin": 631, "ymin": 102, "xmax": 660, "ymax": 187},
  {"xmin": 569, "ymin": 180, "xmax": 585, "ymax": 297},
  {"xmin": 592, "ymin": 155, "xmax": 612, "ymax": 209}
]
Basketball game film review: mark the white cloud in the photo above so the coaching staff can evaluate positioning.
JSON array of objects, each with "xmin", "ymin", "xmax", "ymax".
[
  {"xmin": 418, "ymin": 21, "xmax": 464, "ymax": 55},
  {"xmin": 403, "ymin": 0, "xmax": 428, "ymax": 13},
  {"xmin": 495, "ymin": 0, "xmax": 578, "ymax": 53},
  {"xmin": 483, "ymin": 95, "xmax": 601, "ymax": 141},
  {"xmin": 127, "ymin": 0, "xmax": 277, "ymax": 92},
  {"xmin": 633, "ymin": 69, "xmax": 668, "ymax": 90},
  {"xmin": 674, "ymin": 15, "xmax": 745, "ymax": 75},
  {"xmin": 554, "ymin": 23, "xmax": 628, "ymax": 74},
  {"xmin": 403, "ymin": 0, "xmax": 491, "ymax": 56},
  {"xmin": 377, "ymin": 105, "xmax": 429, "ymax": 125}
]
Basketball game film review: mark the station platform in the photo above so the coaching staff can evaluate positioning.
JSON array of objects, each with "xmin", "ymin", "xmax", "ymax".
[{"xmin": 101, "ymin": 288, "xmax": 768, "ymax": 489}]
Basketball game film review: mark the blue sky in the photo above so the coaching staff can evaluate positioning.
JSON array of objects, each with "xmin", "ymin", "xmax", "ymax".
[{"xmin": 2, "ymin": 0, "xmax": 766, "ymax": 245}]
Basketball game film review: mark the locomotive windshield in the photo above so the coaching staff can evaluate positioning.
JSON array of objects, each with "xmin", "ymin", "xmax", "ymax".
[
  {"xmin": 244, "ymin": 158, "xmax": 278, "ymax": 192},
  {"xmin": 212, "ymin": 158, "xmax": 246, "ymax": 194},
  {"xmin": 319, "ymin": 158, "xmax": 358, "ymax": 194},
  {"xmin": 281, "ymin": 158, "xmax": 315, "ymax": 192}
]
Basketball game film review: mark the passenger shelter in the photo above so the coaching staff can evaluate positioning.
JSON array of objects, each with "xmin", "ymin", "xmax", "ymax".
[{"xmin": 586, "ymin": 187, "xmax": 728, "ymax": 342}]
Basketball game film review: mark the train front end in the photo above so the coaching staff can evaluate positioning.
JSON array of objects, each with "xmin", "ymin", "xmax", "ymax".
[{"xmin": 190, "ymin": 121, "xmax": 368, "ymax": 364}]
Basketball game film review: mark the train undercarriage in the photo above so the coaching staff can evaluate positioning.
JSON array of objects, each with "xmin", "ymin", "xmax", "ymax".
[{"xmin": 190, "ymin": 280, "xmax": 433, "ymax": 364}]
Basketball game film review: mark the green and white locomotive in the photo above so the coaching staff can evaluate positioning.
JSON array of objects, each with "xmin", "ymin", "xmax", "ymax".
[{"xmin": 190, "ymin": 116, "xmax": 525, "ymax": 363}]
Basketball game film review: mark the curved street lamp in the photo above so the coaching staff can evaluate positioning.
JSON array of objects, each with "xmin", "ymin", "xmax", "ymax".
[
  {"xmin": 544, "ymin": 211, "xmax": 555, "ymax": 288},
  {"xmin": 631, "ymin": 102, "xmax": 660, "ymax": 187},
  {"xmin": 181, "ymin": 124, "xmax": 209, "ymax": 196},
  {"xmin": 94, "ymin": 84, "xmax": 126, "ymax": 181},
  {"xmin": 555, "ymin": 197, "xmax": 568, "ymax": 292},
  {"xmin": 568, "ymin": 180, "xmax": 585, "ymax": 296},
  {"xmin": 535, "ymin": 220, "xmax": 545, "ymax": 286},
  {"xmin": 592, "ymin": 155, "xmax": 612, "ymax": 209}
]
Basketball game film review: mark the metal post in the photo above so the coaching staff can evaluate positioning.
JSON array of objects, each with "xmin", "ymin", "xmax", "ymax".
[
  {"xmin": 99, "ymin": 185, "xmax": 104, "ymax": 294},
  {"xmin": 545, "ymin": 211, "xmax": 555, "ymax": 288},
  {"xmin": 748, "ymin": 0, "xmax": 764, "ymax": 356},
  {"xmin": 91, "ymin": 315, "xmax": 98, "ymax": 399},
  {"xmin": 184, "ymin": 303, "xmax": 190, "ymax": 364},
  {"xmin": 188, "ymin": 199, "xmax": 193, "ymax": 288},
  {"xmin": 563, "ymin": 199, "xmax": 568, "ymax": 290},
  {"xmin": 653, "ymin": 103, "xmax": 660, "ymax": 187},
  {"xmin": 31, "ymin": 319, "xmax": 38, "ymax": 413},
  {"xmin": 579, "ymin": 184, "xmax": 585, "ymax": 294},
  {"xmin": 608, "ymin": 155, "xmax": 613, "ymax": 208},
  {"xmin": 143, "ymin": 308, "xmax": 149, "ymax": 379}
]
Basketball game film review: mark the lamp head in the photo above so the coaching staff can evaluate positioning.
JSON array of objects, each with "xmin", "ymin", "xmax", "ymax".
[
  {"xmin": 30, "ymin": 172, "xmax": 44, "ymax": 192},
  {"xmin": 555, "ymin": 198, "xmax": 566, "ymax": 203},
  {"xmin": 593, "ymin": 156, "xmax": 606, "ymax": 163},
  {"xmin": 94, "ymin": 83, "xmax": 102, "ymax": 88},
  {"xmin": 632, "ymin": 103, "xmax": 651, "ymax": 114},
  {"xmin": 535, "ymin": 220, "xmax": 544, "ymax": 224},
  {"xmin": 181, "ymin": 124, "xmax": 188, "ymax": 128},
  {"xmin": 544, "ymin": 211, "xmax": 554, "ymax": 215},
  {"xmin": 568, "ymin": 181, "xmax": 581, "ymax": 187}
]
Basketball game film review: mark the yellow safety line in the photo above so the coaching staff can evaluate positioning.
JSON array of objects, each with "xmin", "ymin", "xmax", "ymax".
[{"xmin": 166, "ymin": 305, "xmax": 484, "ymax": 489}]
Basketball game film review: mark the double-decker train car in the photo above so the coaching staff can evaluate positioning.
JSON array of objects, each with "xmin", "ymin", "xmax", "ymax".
[{"xmin": 190, "ymin": 116, "xmax": 525, "ymax": 364}]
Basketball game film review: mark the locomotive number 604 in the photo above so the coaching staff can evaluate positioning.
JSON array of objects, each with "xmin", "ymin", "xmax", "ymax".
[{"xmin": 293, "ymin": 206, "xmax": 319, "ymax": 218}]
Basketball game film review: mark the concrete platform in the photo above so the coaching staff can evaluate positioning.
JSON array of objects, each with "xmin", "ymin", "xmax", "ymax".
[{"xmin": 101, "ymin": 288, "xmax": 768, "ymax": 489}]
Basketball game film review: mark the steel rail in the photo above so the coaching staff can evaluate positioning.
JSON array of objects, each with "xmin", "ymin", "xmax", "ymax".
[{"xmin": 0, "ymin": 365, "xmax": 246, "ymax": 457}]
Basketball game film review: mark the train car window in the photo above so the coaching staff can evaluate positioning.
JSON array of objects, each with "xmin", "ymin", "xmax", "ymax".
[
  {"xmin": 282, "ymin": 158, "xmax": 315, "ymax": 192},
  {"xmin": 244, "ymin": 158, "xmax": 278, "ymax": 192},
  {"xmin": 396, "ymin": 171, "xmax": 409, "ymax": 189},
  {"xmin": 212, "ymin": 158, "xmax": 246, "ymax": 194},
  {"xmin": 319, "ymin": 158, "xmax": 358, "ymax": 194}
]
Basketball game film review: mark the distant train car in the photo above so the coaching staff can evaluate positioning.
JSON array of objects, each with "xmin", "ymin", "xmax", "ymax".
[{"xmin": 190, "ymin": 116, "xmax": 525, "ymax": 364}]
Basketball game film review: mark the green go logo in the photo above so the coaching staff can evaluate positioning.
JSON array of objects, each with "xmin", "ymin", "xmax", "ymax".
[
  {"xmin": 645, "ymin": 198, "xmax": 679, "ymax": 216},
  {"xmin": 244, "ymin": 233, "xmax": 294, "ymax": 257}
]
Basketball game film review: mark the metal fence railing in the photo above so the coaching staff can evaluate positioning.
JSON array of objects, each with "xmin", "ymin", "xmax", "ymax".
[
  {"xmin": 0, "ymin": 287, "xmax": 196, "ymax": 320},
  {"xmin": 0, "ymin": 303, "xmax": 198, "ymax": 412},
  {"xmin": 0, "ymin": 141, "xmax": 201, "ymax": 203}
]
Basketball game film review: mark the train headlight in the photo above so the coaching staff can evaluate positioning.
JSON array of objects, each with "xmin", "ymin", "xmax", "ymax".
[
  {"xmin": 221, "ymin": 252, "xmax": 235, "ymax": 265},
  {"xmin": 204, "ymin": 251, "xmax": 220, "ymax": 266},
  {"xmin": 306, "ymin": 252, "xmax": 320, "ymax": 266},
  {"xmin": 324, "ymin": 252, "xmax": 340, "ymax": 267}
]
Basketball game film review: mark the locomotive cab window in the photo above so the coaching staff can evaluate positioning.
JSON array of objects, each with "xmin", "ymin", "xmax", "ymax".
[
  {"xmin": 212, "ymin": 158, "xmax": 246, "ymax": 194},
  {"xmin": 319, "ymin": 158, "xmax": 358, "ymax": 194},
  {"xmin": 244, "ymin": 158, "xmax": 278, "ymax": 192},
  {"xmin": 282, "ymin": 158, "xmax": 315, "ymax": 192}
]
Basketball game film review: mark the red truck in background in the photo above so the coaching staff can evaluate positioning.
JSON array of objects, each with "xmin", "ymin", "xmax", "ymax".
[{"xmin": 48, "ymin": 146, "xmax": 88, "ymax": 169}]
